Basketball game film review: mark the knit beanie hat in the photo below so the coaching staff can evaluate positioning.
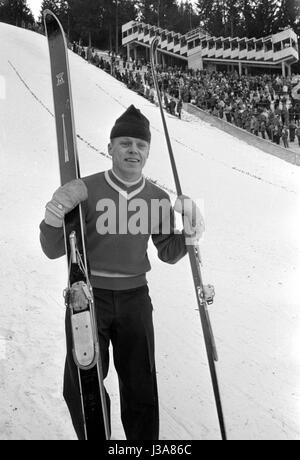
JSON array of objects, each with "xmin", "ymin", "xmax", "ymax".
[{"xmin": 110, "ymin": 105, "xmax": 151, "ymax": 143}]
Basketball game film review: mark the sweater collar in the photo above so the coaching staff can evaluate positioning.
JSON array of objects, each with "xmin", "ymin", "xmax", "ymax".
[
  {"xmin": 105, "ymin": 170, "xmax": 146, "ymax": 200},
  {"xmin": 110, "ymin": 169, "xmax": 143, "ymax": 187}
]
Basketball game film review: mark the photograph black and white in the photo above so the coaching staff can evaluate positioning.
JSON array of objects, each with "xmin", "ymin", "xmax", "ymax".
[{"xmin": 0, "ymin": 0, "xmax": 300, "ymax": 442}]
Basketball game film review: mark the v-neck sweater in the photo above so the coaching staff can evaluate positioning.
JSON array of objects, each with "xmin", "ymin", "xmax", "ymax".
[{"xmin": 40, "ymin": 170, "xmax": 187, "ymax": 290}]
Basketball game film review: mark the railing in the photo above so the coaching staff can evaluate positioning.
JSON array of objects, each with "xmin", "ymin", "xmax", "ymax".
[
  {"xmin": 186, "ymin": 26, "xmax": 209, "ymax": 39},
  {"xmin": 274, "ymin": 46, "xmax": 299, "ymax": 62},
  {"xmin": 122, "ymin": 21, "xmax": 299, "ymax": 66}
]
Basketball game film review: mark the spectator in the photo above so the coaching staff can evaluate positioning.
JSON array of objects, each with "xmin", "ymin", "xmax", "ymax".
[
  {"xmin": 260, "ymin": 119, "xmax": 267, "ymax": 139},
  {"xmin": 273, "ymin": 124, "xmax": 282, "ymax": 145},
  {"xmin": 224, "ymin": 102, "xmax": 232, "ymax": 123},
  {"xmin": 177, "ymin": 98, "xmax": 183, "ymax": 119},
  {"xmin": 281, "ymin": 125, "xmax": 289, "ymax": 148},
  {"xmin": 289, "ymin": 119, "xmax": 296, "ymax": 142},
  {"xmin": 74, "ymin": 46, "xmax": 300, "ymax": 150},
  {"xmin": 296, "ymin": 124, "xmax": 300, "ymax": 147},
  {"xmin": 149, "ymin": 86, "xmax": 155, "ymax": 104},
  {"xmin": 163, "ymin": 93, "xmax": 170, "ymax": 111},
  {"xmin": 169, "ymin": 99, "xmax": 176, "ymax": 116}
]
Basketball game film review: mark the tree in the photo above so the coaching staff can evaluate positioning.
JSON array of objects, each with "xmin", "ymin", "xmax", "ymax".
[
  {"xmin": 173, "ymin": 1, "xmax": 200, "ymax": 34},
  {"xmin": 276, "ymin": 0, "xmax": 300, "ymax": 32},
  {"xmin": 138, "ymin": 0, "xmax": 156, "ymax": 24},
  {"xmin": 158, "ymin": 0, "xmax": 178, "ymax": 29},
  {"xmin": 68, "ymin": 0, "xmax": 100, "ymax": 46},
  {"xmin": 241, "ymin": 0, "xmax": 256, "ymax": 37},
  {"xmin": 195, "ymin": 0, "xmax": 297, "ymax": 38},
  {"xmin": 39, "ymin": 0, "xmax": 60, "ymax": 17},
  {"xmin": 0, "ymin": 0, "xmax": 34, "ymax": 27},
  {"xmin": 196, "ymin": 0, "xmax": 224, "ymax": 36},
  {"xmin": 38, "ymin": 1, "xmax": 69, "ymax": 35},
  {"xmin": 253, "ymin": 0, "xmax": 278, "ymax": 37},
  {"xmin": 223, "ymin": 0, "xmax": 242, "ymax": 37}
]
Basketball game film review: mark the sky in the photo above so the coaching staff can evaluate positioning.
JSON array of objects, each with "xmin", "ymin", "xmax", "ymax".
[
  {"xmin": 27, "ymin": 0, "xmax": 199, "ymax": 21},
  {"xmin": 1, "ymin": 18, "xmax": 300, "ymax": 441},
  {"xmin": 27, "ymin": 0, "xmax": 42, "ymax": 20}
]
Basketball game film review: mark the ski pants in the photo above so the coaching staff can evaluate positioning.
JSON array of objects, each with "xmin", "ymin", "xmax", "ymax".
[{"xmin": 63, "ymin": 285, "xmax": 159, "ymax": 440}]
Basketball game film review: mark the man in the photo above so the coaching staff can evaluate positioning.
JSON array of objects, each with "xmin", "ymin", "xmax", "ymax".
[
  {"xmin": 176, "ymin": 98, "xmax": 183, "ymax": 119},
  {"xmin": 169, "ymin": 98, "xmax": 176, "ymax": 116},
  {"xmin": 281, "ymin": 125, "xmax": 289, "ymax": 148},
  {"xmin": 289, "ymin": 119, "xmax": 296, "ymax": 143},
  {"xmin": 296, "ymin": 123, "xmax": 300, "ymax": 147},
  {"xmin": 40, "ymin": 105, "xmax": 204, "ymax": 440}
]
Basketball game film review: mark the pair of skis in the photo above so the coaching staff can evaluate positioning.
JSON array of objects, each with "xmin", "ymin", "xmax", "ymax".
[
  {"xmin": 150, "ymin": 38, "xmax": 227, "ymax": 441},
  {"xmin": 44, "ymin": 10, "xmax": 226, "ymax": 440},
  {"xmin": 44, "ymin": 10, "xmax": 110, "ymax": 440}
]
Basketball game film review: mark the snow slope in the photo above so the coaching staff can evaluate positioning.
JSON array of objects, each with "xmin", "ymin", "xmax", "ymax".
[{"xmin": 0, "ymin": 22, "xmax": 300, "ymax": 440}]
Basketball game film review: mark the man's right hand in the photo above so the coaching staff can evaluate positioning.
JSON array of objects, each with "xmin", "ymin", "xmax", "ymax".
[{"xmin": 45, "ymin": 179, "xmax": 88, "ymax": 228}]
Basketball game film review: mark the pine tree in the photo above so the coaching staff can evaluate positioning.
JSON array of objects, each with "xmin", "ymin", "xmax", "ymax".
[
  {"xmin": 241, "ymin": 0, "xmax": 256, "ymax": 37},
  {"xmin": 39, "ymin": 1, "xmax": 69, "ymax": 35},
  {"xmin": 172, "ymin": 1, "xmax": 199, "ymax": 34},
  {"xmin": 158, "ymin": 0, "xmax": 178, "ymax": 29},
  {"xmin": 68, "ymin": 0, "xmax": 100, "ymax": 46},
  {"xmin": 196, "ymin": 0, "xmax": 224, "ymax": 36},
  {"xmin": 224, "ymin": 0, "xmax": 241, "ymax": 37},
  {"xmin": 194, "ymin": 0, "xmax": 300, "ymax": 38},
  {"xmin": 276, "ymin": 0, "xmax": 300, "ymax": 31},
  {"xmin": 39, "ymin": 0, "xmax": 60, "ymax": 20},
  {"xmin": 0, "ymin": 0, "xmax": 34, "ymax": 27},
  {"xmin": 252, "ymin": 0, "xmax": 277, "ymax": 37},
  {"xmin": 138, "ymin": 0, "xmax": 159, "ymax": 25}
]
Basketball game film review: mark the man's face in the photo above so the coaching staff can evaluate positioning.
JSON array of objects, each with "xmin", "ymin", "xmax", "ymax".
[{"xmin": 108, "ymin": 137, "xmax": 150, "ymax": 182}]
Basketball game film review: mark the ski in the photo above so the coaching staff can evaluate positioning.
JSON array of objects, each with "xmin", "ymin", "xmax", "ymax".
[
  {"xmin": 150, "ymin": 37, "xmax": 227, "ymax": 441},
  {"xmin": 43, "ymin": 9, "xmax": 110, "ymax": 440}
]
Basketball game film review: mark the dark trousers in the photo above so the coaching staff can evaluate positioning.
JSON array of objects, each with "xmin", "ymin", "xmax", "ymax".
[{"xmin": 63, "ymin": 285, "xmax": 159, "ymax": 440}]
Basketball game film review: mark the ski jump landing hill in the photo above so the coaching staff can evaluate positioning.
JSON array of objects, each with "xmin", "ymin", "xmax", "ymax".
[
  {"xmin": 0, "ymin": 22, "xmax": 300, "ymax": 440},
  {"xmin": 184, "ymin": 102, "xmax": 300, "ymax": 166}
]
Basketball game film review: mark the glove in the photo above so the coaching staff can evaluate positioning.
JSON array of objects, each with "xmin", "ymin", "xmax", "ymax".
[
  {"xmin": 174, "ymin": 195, "xmax": 205, "ymax": 244},
  {"xmin": 45, "ymin": 179, "xmax": 88, "ymax": 228}
]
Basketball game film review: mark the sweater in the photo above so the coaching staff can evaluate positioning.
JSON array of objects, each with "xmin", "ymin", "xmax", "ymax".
[{"xmin": 40, "ymin": 170, "xmax": 187, "ymax": 290}]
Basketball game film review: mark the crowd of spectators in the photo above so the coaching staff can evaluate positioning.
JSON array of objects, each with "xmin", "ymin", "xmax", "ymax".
[
  {"xmin": 72, "ymin": 42, "xmax": 300, "ymax": 150},
  {"xmin": 72, "ymin": 42, "xmax": 113, "ymax": 73},
  {"xmin": 169, "ymin": 67, "xmax": 300, "ymax": 150}
]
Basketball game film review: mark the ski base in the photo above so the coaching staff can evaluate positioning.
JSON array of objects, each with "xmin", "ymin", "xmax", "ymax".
[{"xmin": 44, "ymin": 9, "xmax": 110, "ymax": 440}]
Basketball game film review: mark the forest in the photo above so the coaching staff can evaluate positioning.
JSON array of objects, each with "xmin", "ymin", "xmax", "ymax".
[{"xmin": 0, "ymin": 0, "xmax": 299, "ymax": 53}]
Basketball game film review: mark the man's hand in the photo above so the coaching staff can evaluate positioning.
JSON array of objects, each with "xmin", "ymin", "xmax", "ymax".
[
  {"xmin": 174, "ymin": 195, "xmax": 205, "ymax": 244},
  {"xmin": 45, "ymin": 179, "xmax": 88, "ymax": 228}
]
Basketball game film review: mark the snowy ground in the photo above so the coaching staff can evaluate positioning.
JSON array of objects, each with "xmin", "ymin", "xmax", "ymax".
[{"xmin": 0, "ymin": 23, "xmax": 300, "ymax": 440}]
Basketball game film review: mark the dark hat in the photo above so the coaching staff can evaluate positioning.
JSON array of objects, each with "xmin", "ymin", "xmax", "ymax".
[{"xmin": 110, "ymin": 105, "xmax": 151, "ymax": 143}]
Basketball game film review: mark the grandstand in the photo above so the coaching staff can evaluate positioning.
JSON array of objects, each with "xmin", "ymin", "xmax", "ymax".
[{"xmin": 122, "ymin": 20, "xmax": 299, "ymax": 76}]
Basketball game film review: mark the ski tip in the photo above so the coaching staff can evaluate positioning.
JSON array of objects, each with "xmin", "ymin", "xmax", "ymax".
[
  {"xmin": 43, "ymin": 9, "xmax": 63, "ymax": 37},
  {"xmin": 43, "ymin": 9, "xmax": 61, "ymax": 27},
  {"xmin": 43, "ymin": 9, "xmax": 55, "ymax": 21},
  {"xmin": 151, "ymin": 36, "xmax": 161, "ymax": 50}
]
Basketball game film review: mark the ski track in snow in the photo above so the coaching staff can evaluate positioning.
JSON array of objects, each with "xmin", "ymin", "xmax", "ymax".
[
  {"xmin": 0, "ymin": 23, "xmax": 300, "ymax": 440},
  {"xmin": 9, "ymin": 59, "xmax": 297, "ymax": 197}
]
